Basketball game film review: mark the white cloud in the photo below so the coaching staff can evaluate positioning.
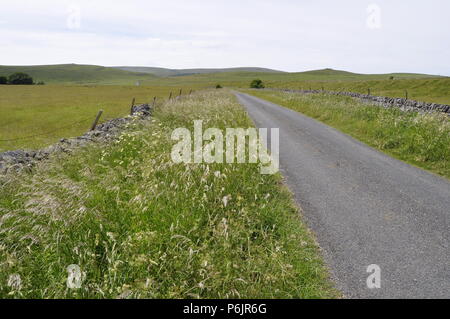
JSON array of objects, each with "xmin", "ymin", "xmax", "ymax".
[{"xmin": 0, "ymin": 0, "xmax": 449, "ymax": 75}]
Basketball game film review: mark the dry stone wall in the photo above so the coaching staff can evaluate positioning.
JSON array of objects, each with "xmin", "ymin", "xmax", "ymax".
[
  {"xmin": 0, "ymin": 104, "xmax": 152, "ymax": 175},
  {"xmin": 276, "ymin": 89, "xmax": 450, "ymax": 114}
]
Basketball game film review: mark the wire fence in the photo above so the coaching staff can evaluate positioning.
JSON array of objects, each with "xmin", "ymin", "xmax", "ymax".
[
  {"xmin": 0, "ymin": 89, "xmax": 193, "ymax": 144},
  {"xmin": 0, "ymin": 118, "xmax": 92, "ymax": 142}
]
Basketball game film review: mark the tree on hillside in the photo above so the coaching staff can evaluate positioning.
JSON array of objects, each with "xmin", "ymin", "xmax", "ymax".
[
  {"xmin": 250, "ymin": 79, "xmax": 265, "ymax": 89},
  {"xmin": 0, "ymin": 76, "xmax": 7, "ymax": 84},
  {"xmin": 8, "ymin": 72, "xmax": 34, "ymax": 85}
]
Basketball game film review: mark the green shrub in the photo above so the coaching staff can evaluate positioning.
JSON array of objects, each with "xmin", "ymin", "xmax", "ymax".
[
  {"xmin": 8, "ymin": 72, "xmax": 34, "ymax": 85},
  {"xmin": 216, "ymin": 84, "xmax": 222, "ymax": 89},
  {"xmin": 0, "ymin": 76, "xmax": 7, "ymax": 84},
  {"xmin": 250, "ymin": 79, "xmax": 265, "ymax": 89}
]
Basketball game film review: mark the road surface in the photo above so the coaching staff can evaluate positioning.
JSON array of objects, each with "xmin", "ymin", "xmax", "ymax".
[{"xmin": 234, "ymin": 91, "xmax": 450, "ymax": 299}]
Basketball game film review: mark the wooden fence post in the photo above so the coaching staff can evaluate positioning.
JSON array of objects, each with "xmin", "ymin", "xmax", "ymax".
[
  {"xmin": 130, "ymin": 97, "xmax": 136, "ymax": 115},
  {"xmin": 368, "ymin": 88, "xmax": 371, "ymax": 96},
  {"xmin": 405, "ymin": 90, "xmax": 408, "ymax": 100},
  {"xmin": 90, "ymin": 110, "xmax": 103, "ymax": 131},
  {"xmin": 179, "ymin": 89, "xmax": 182, "ymax": 97},
  {"xmin": 152, "ymin": 96, "xmax": 157, "ymax": 107},
  {"xmin": 169, "ymin": 92, "xmax": 172, "ymax": 100},
  {"xmin": 189, "ymin": 89, "xmax": 192, "ymax": 95}
]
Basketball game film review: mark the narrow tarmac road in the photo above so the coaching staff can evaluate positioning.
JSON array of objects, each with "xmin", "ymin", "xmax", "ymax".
[{"xmin": 234, "ymin": 91, "xmax": 450, "ymax": 299}]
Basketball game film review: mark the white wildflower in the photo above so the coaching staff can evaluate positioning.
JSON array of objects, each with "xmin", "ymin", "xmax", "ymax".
[{"xmin": 222, "ymin": 195, "xmax": 231, "ymax": 207}]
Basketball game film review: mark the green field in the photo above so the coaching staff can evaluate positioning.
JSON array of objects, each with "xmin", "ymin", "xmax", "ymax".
[
  {"xmin": 0, "ymin": 65, "xmax": 448, "ymax": 152},
  {"xmin": 0, "ymin": 85, "xmax": 194, "ymax": 151},
  {"xmin": 244, "ymin": 89, "xmax": 450, "ymax": 180},
  {"xmin": 141, "ymin": 68, "xmax": 449, "ymax": 104},
  {"xmin": 0, "ymin": 90, "xmax": 338, "ymax": 298},
  {"xmin": 265, "ymin": 77, "xmax": 450, "ymax": 105}
]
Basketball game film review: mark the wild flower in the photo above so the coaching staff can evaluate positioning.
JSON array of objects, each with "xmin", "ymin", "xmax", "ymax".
[{"xmin": 222, "ymin": 195, "xmax": 231, "ymax": 207}]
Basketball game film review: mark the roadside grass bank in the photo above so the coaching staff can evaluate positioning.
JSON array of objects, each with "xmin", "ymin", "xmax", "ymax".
[
  {"xmin": 244, "ymin": 90, "xmax": 450, "ymax": 180},
  {"xmin": 0, "ymin": 85, "xmax": 194, "ymax": 152},
  {"xmin": 0, "ymin": 90, "xmax": 338, "ymax": 298}
]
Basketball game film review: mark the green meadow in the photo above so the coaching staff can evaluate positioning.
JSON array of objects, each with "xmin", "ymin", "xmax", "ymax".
[
  {"xmin": 0, "ymin": 85, "xmax": 193, "ymax": 151},
  {"xmin": 0, "ymin": 64, "xmax": 448, "ymax": 152},
  {"xmin": 266, "ymin": 77, "xmax": 450, "ymax": 105},
  {"xmin": 142, "ymin": 68, "xmax": 449, "ymax": 104}
]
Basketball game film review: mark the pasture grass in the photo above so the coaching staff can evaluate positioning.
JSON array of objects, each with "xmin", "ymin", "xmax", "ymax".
[
  {"xmin": 0, "ymin": 90, "xmax": 338, "ymax": 299},
  {"xmin": 0, "ymin": 85, "xmax": 194, "ymax": 151},
  {"xmin": 245, "ymin": 90, "xmax": 450, "ymax": 180},
  {"xmin": 145, "ymin": 73, "xmax": 449, "ymax": 104},
  {"xmin": 266, "ymin": 77, "xmax": 450, "ymax": 105}
]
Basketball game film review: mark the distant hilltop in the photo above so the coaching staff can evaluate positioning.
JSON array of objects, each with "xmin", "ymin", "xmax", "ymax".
[
  {"xmin": 112, "ymin": 66, "xmax": 286, "ymax": 77},
  {"xmin": 0, "ymin": 64, "xmax": 444, "ymax": 85}
]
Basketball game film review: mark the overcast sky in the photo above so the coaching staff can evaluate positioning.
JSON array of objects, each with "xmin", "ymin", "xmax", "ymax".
[{"xmin": 0, "ymin": 0, "xmax": 449, "ymax": 75}]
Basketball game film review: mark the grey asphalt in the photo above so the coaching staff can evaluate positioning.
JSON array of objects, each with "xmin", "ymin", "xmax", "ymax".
[{"xmin": 234, "ymin": 91, "xmax": 450, "ymax": 299}]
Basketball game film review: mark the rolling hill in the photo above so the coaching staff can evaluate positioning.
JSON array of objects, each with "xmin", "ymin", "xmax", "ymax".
[
  {"xmin": 139, "ymin": 68, "xmax": 443, "ymax": 87},
  {"xmin": 0, "ymin": 64, "xmax": 156, "ymax": 85},
  {"xmin": 113, "ymin": 66, "xmax": 285, "ymax": 77}
]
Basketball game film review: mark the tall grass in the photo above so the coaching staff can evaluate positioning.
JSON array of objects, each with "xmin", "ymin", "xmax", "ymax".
[
  {"xmin": 0, "ymin": 90, "xmax": 337, "ymax": 299},
  {"xmin": 246, "ymin": 90, "xmax": 450, "ymax": 179}
]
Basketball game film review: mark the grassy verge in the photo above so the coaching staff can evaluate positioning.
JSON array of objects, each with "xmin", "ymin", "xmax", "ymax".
[
  {"xmin": 244, "ymin": 89, "xmax": 450, "ymax": 180},
  {"xmin": 0, "ymin": 90, "xmax": 337, "ymax": 298}
]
